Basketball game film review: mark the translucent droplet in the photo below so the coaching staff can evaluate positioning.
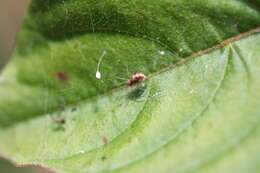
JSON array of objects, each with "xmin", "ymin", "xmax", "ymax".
[
  {"xmin": 159, "ymin": 51, "xmax": 165, "ymax": 55},
  {"xmin": 189, "ymin": 89, "xmax": 196, "ymax": 94},
  {"xmin": 96, "ymin": 71, "xmax": 101, "ymax": 79}
]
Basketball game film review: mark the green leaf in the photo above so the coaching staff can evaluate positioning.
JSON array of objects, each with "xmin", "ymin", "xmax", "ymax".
[{"xmin": 0, "ymin": 0, "xmax": 260, "ymax": 173}]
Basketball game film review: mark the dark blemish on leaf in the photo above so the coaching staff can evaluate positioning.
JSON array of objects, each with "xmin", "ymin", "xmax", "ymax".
[
  {"xmin": 101, "ymin": 156, "xmax": 107, "ymax": 161},
  {"xmin": 102, "ymin": 136, "xmax": 109, "ymax": 146},
  {"xmin": 49, "ymin": 115, "xmax": 66, "ymax": 132},
  {"xmin": 56, "ymin": 118, "xmax": 65, "ymax": 124},
  {"xmin": 127, "ymin": 86, "xmax": 146, "ymax": 100},
  {"xmin": 57, "ymin": 72, "xmax": 69, "ymax": 82},
  {"xmin": 50, "ymin": 115, "xmax": 66, "ymax": 124},
  {"xmin": 71, "ymin": 107, "xmax": 77, "ymax": 112}
]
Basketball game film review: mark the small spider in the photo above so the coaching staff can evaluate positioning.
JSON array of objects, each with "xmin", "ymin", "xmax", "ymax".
[{"xmin": 127, "ymin": 72, "xmax": 146, "ymax": 86}]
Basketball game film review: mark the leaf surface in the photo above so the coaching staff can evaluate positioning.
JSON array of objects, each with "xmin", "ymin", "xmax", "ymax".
[{"xmin": 0, "ymin": 0, "xmax": 260, "ymax": 173}]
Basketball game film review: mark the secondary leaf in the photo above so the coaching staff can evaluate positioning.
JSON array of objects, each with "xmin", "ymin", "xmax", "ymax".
[{"xmin": 0, "ymin": 0, "xmax": 260, "ymax": 173}]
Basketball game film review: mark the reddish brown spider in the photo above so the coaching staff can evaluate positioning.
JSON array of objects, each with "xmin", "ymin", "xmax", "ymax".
[{"xmin": 127, "ymin": 72, "xmax": 146, "ymax": 86}]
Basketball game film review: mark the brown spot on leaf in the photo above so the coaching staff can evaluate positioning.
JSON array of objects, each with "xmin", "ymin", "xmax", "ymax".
[
  {"xmin": 102, "ymin": 136, "xmax": 109, "ymax": 146},
  {"xmin": 57, "ymin": 72, "xmax": 69, "ymax": 82}
]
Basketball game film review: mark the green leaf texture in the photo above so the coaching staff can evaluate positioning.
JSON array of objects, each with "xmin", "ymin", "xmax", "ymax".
[{"xmin": 0, "ymin": 0, "xmax": 260, "ymax": 173}]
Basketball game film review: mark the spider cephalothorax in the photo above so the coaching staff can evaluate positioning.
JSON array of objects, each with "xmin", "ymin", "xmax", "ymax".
[{"xmin": 127, "ymin": 72, "xmax": 146, "ymax": 86}]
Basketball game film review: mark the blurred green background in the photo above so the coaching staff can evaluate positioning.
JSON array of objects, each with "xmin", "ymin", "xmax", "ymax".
[{"xmin": 0, "ymin": 0, "xmax": 52, "ymax": 172}]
